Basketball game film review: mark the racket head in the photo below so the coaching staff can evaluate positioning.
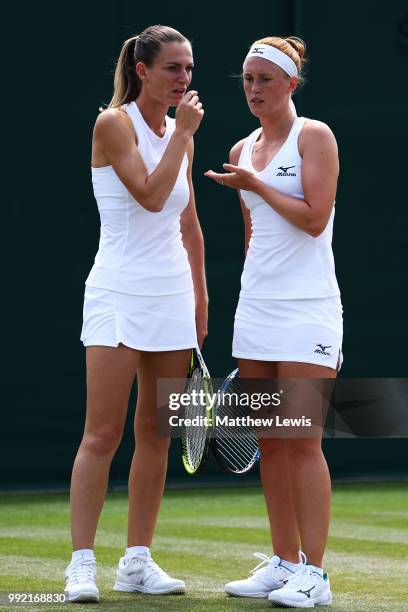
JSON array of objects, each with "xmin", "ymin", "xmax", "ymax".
[
  {"xmin": 180, "ymin": 348, "xmax": 214, "ymax": 475},
  {"xmin": 212, "ymin": 368, "xmax": 260, "ymax": 475}
]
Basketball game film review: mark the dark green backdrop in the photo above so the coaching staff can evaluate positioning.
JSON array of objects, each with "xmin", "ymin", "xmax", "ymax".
[{"xmin": 2, "ymin": 0, "xmax": 407, "ymax": 489}]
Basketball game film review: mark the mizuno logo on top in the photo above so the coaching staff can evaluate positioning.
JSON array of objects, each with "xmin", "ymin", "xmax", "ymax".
[{"xmin": 277, "ymin": 165, "xmax": 296, "ymax": 176}]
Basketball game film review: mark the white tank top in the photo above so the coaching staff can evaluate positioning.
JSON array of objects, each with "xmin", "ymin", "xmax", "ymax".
[
  {"xmin": 85, "ymin": 101, "xmax": 193, "ymax": 295},
  {"xmin": 238, "ymin": 117, "xmax": 340, "ymax": 299}
]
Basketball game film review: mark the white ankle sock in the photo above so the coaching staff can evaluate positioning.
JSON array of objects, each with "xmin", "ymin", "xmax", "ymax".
[
  {"xmin": 279, "ymin": 558, "xmax": 302, "ymax": 572},
  {"xmin": 125, "ymin": 546, "xmax": 150, "ymax": 558},
  {"xmin": 72, "ymin": 549, "xmax": 95, "ymax": 563},
  {"xmin": 308, "ymin": 564, "xmax": 323, "ymax": 577}
]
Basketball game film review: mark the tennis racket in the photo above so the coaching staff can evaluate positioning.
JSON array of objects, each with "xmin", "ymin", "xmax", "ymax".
[
  {"xmin": 212, "ymin": 369, "xmax": 260, "ymax": 475},
  {"xmin": 180, "ymin": 347, "xmax": 214, "ymax": 475}
]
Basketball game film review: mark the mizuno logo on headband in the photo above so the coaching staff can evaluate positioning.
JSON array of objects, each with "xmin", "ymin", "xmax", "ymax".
[{"xmin": 244, "ymin": 44, "xmax": 298, "ymax": 78}]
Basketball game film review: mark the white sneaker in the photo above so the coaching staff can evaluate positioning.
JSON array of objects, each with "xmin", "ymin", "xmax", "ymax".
[
  {"xmin": 113, "ymin": 551, "xmax": 186, "ymax": 595},
  {"xmin": 225, "ymin": 553, "xmax": 296, "ymax": 598},
  {"xmin": 64, "ymin": 557, "xmax": 99, "ymax": 603},
  {"xmin": 268, "ymin": 563, "xmax": 332, "ymax": 608}
]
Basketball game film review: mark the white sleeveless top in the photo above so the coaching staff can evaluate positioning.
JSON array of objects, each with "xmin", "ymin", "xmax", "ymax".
[
  {"xmin": 85, "ymin": 101, "xmax": 193, "ymax": 296},
  {"xmin": 238, "ymin": 117, "xmax": 340, "ymax": 300}
]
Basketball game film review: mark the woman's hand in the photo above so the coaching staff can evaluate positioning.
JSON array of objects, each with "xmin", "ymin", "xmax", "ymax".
[
  {"xmin": 195, "ymin": 298, "xmax": 208, "ymax": 348},
  {"xmin": 204, "ymin": 164, "xmax": 257, "ymax": 190},
  {"xmin": 175, "ymin": 90, "xmax": 204, "ymax": 138}
]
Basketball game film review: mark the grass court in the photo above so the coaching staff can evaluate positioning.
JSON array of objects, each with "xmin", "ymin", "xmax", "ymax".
[{"xmin": 0, "ymin": 483, "xmax": 407, "ymax": 611}]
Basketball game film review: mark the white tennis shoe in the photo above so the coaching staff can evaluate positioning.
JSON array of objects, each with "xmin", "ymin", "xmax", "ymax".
[
  {"xmin": 114, "ymin": 551, "xmax": 186, "ymax": 595},
  {"xmin": 268, "ymin": 563, "xmax": 332, "ymax": 608},
  {"xmin": 64, "ymin": 556, "xmax": 99, "ymax": 603},
  {"xmin": 225, "ymin": 553, "xmax": 296, "ymax": 598}
]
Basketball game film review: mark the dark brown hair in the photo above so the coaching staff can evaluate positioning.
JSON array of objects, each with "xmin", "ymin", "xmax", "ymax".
[{"xmin": 107, "ymin": 25, "xmax": 190, "ymax": 108}]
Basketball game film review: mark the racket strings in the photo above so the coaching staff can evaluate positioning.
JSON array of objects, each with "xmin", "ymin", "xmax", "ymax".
[
  {"xmin": 181, "ymin": 367, "xmax": 212, "ymax": 471},
  {"xmin": 215, "ymin": 379, "xmax": 259, "ymax": 473}
]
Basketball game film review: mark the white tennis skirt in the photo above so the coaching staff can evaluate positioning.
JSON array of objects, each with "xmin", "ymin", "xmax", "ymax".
[
  {"xmin": 80, "ymin": 285, "xmax": 198, "ymax": 351},
  {"xmin": 233, "ymin": 295, "xmax": 343, "ymax": 370}
]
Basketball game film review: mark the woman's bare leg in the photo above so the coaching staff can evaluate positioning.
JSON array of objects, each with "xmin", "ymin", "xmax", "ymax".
[
  {"xmin": 127, "ymin": 349, "xmax": 191, "ymax": 547},
  {"xmin": 238, "ymin": 358, "xmax": 300, "ymax": 563},
  {"xmin": 276, "ymin": 361, "xmax": 336, "ymax": 568},
  {"xmin": 70, "ymin": 345, "xmax": 141, "ymax": 550}
]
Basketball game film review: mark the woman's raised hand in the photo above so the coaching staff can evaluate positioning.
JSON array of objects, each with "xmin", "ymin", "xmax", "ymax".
[{"xmin": 175, "ymin": 90, "xmax": 204, "ymax": 138}]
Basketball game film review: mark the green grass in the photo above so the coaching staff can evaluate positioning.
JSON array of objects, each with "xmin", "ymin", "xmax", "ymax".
[{"xmin": 0, "ymin": 483, "xmax": 407, "ymax": 610}]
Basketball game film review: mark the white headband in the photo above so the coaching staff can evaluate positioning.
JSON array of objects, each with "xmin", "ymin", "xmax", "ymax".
[{"xmin": 244, "ymin": 44, "xmax": 298, "ymax": 78}]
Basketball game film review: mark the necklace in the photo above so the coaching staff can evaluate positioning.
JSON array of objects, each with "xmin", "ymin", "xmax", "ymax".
[{"xmin": 253, "ymin": 141, "xmax": 266, "ymax": 153}]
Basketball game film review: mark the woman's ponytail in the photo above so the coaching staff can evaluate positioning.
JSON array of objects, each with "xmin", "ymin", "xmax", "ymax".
[{"xmin": 106, "ymin": 36, "xmax": 142, "ymax": 109}]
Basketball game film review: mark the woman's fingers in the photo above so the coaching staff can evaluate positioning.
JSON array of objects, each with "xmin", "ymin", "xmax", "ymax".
[
  {"xmin": 204, "ymin": 170, "xmax": 226, "ymax": 184},
  {"xmin": 222, "ymin": 163, "xmax": 240, "ymax": 172}
]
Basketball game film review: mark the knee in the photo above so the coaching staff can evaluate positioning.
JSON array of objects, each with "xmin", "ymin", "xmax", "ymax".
[
  {"xmin": 135, "ymin": 418, "xmax": 171, "ymax": 454},
  {"xmin": 258, "ymin": 438, "xmax": 287, "ymax": 459},
  {"xmin": 286, "ymin": 439, "xmax": 322, "ymax": 463},
  {"xmin": 81, "ymin": 426, "xmax": 123, "ymax": 458}
]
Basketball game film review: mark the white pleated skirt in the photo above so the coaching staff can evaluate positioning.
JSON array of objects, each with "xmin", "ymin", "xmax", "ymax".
[
  {"xmin": 80, "ymin": 285, "xmax": 198, "ymax": 351},
  {"xmin": 233, "ymin": 295, "xmax": 343, "ymax": 370}
]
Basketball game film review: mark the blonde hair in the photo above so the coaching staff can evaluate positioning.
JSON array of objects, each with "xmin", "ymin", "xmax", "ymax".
[
  {"xmin": 106, "ymin": 25, "xmax": 189, "ymax": 109},
  {"xmin": 252, "ymin": 36, "xmax": 306, "ymax": 84}
]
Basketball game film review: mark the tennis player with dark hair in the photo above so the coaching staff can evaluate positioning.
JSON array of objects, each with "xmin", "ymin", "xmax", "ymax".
[
  {"xmin": 64, "ymin": 25, "xmax": 207, "ymax": 602},
  {"xmin": 206, "ymin": 36, "xmax": 342, "ymax": 608}
]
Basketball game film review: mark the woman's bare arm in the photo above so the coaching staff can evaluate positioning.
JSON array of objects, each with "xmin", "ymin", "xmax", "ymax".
[
  {"xmin": 180, "ymin": 139, "xmax": 208, "ymax": 346},
  {"xmin": 93, "ymin": 92, "xmax": 203, "ymax": 212}
]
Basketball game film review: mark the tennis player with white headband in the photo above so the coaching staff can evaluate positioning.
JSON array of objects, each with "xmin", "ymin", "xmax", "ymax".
[{"xmin": 206, "ymin": 36, "xmax": 342, "ymax": 608}]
